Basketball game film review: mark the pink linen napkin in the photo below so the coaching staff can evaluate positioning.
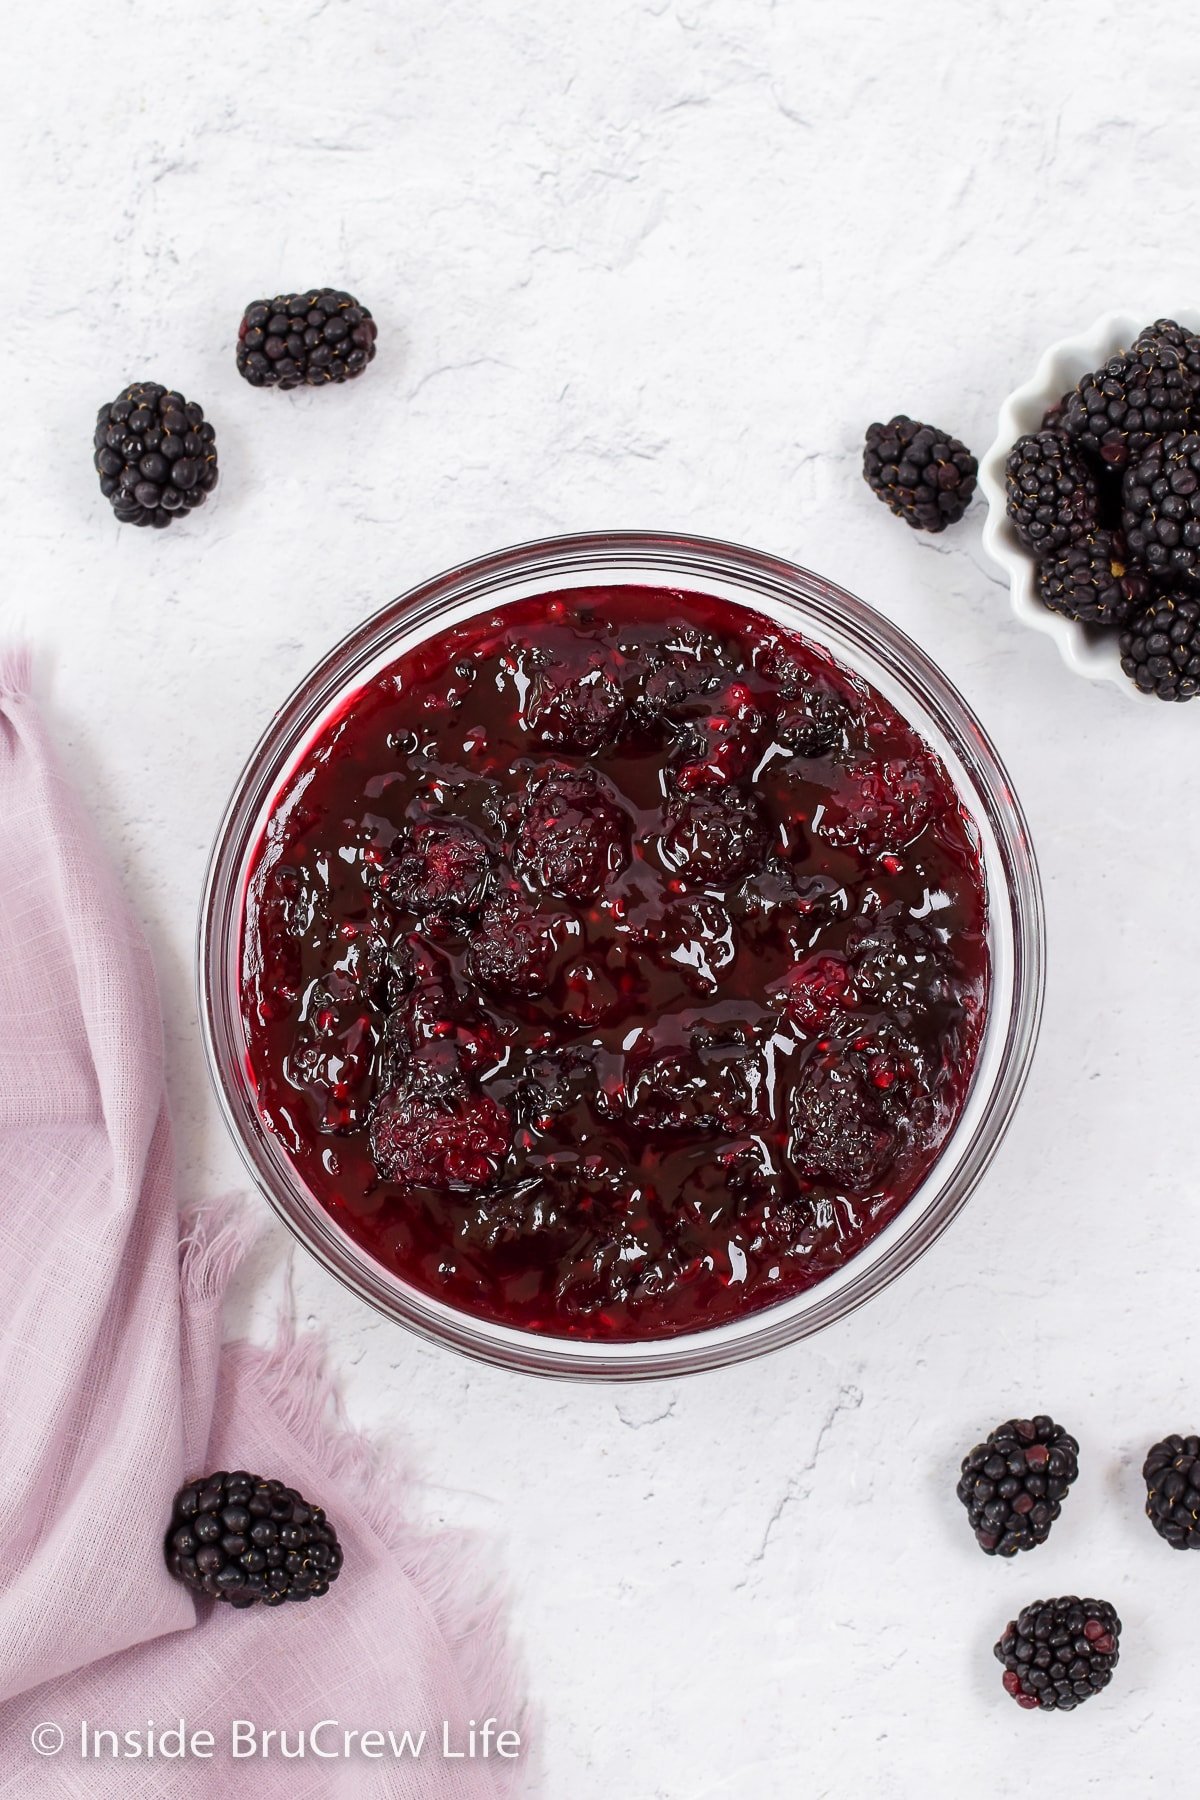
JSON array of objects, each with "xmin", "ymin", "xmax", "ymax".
[{"xmin": 0, "ymin": 651, "xmax": 529, "ymax": 1796}]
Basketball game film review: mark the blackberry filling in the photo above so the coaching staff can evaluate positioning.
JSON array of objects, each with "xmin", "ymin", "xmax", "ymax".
[{"xmin": 242, "ymin": 587, "xmax": 989, "ymax": 1341}]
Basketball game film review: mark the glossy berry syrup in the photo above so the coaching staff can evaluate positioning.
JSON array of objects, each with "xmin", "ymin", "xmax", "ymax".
[{"xmin": 242, "ymin": 586, "xmax": 989, "ymax": 1341}]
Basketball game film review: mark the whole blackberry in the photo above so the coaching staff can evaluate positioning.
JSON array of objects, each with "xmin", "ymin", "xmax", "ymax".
[
  {"xmin": 1005, "ymin": 431, "xmax": 1099, "ymax": 554},
  {"xmin": 165, "ymin": 1471, "xmax": 343, "ymax": 1608},
  {"xmin": 1122, "ymin": 432, "xmax": 1200, "ymax": 586},
  {"xmin": 1063, "ymin": 341, "xmax": 1195, "ymax": 468},
  {"xmin": 237, "ymin": 289, "xmax": 377, "ymax": 389},
  {"xmin": 862, "ymin": 416, "xmax": 978, "ymax": 532},
  {"xmin": 1143, "ymin": 1433, "xmax": 1200, "ymax": 1547},
  {"xmin": 957, "ymin": 1416, "xmax": 1079, "ymax": 1556},
  {"xmin": 93, "ymin": 383, "xmax": 218, "ymax": 528},
  {"xmin": 1136, "ymin": 317, "xmax": 1200, "ymax": 380},
  {"xmin": 1041, "ymin": 390, "xmax": 1072, "ymax": 432},
  {"xmin": 994, "ymin": 1597, "xmax": 1121, "ymax": 1712},
  {"xmin": 1035, "ymin": 532, "xmax": 1149, "ymax": 628},
  {"xmin": 1119, "ymin": 593, "xmax": 1200, "ymax": 700}
]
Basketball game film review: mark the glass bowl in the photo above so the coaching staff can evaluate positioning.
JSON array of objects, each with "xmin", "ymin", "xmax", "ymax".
[{"xmin": 199, "ymin": 530, "xmax": 1044, "ymax": 1380}]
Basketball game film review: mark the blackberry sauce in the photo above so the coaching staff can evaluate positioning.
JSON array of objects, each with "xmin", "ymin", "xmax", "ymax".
[{"xmin": 242, "ymin": 586, "xmax": 989, "ymax": 1340}]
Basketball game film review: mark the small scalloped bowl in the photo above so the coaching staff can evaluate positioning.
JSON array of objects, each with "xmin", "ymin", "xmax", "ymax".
[{"xmin": 978, "ymin": 309, "xmax": 1200, "ymax": 702}]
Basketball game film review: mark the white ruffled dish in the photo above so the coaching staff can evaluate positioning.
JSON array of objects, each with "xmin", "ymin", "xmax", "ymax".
[{"xmin": 978, "ymin": 309, "xmax": 1200, "ymax": 703}]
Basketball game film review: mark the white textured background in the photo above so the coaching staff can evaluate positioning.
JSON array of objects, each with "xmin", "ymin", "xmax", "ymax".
[{"xmin": 5, "ymin": 3, "xmax": 1200, "ymax": 1794}]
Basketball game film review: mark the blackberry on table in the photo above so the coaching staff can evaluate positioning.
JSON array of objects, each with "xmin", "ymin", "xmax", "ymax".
[
  {"xmin": 1122, "ymin": 432, "xmax": 1200, "ymax": 587},
  {"xmin": 1035, "ymin": 532, "xmax": 1149, "ymax": 629},
  {"xmin": 165, "ymin": 1471, "xmax": 343, "ymax": 1607},
  {"xmin": 1005, "ymin": 431, "xmax": 1099, "ymax": 554},
  {"xmin": 237, "ymin": 288, "xmax": 377, "ymax": 389},
  {"xmin": 994, "ymin": 1597, "xmax": 1121, "ymax": 1711},
  {"xmin": 862, "ymin": 415, "xmax": 978, "ymax": 532},
  {"xmin": 957, "ymin": 1415, "xmax": 1079, "ymax": 1555},
  {"xmin": 1143, "ymin": 1433, "xmax": 1200, "ymax": 1546},
  {"xmin": 1063, "ymin": 341, "xmax": 1195, "ymax": 469},
  {"xmin": 93, "ymin": 382, "xmax": 218, "ymax": 528},
  {"xmin": 1119, "ymin": 593, "xmax": 1200, "ymax": 700}
]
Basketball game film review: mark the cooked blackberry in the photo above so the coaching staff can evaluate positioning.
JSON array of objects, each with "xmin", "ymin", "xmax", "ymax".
[
  {"xmin": 468, "ymin": 897, "xmax": 565, "ymax": 998},
  {"xmin": 1035, "ymin": 532, "xmax": 1149, "ymax": 628},
  {"xmin": 1004, "ymin": 431, "xmax": 1099, "ymax": 554},
  {"xmin": 1143, "ymin": 1433, "xmax": 1200, "ymax": 1547},
  {"xmin": 821, "ymin": 755, "xmax": 935, "ymax": 854},
  {"xmin": 862, "ymin": 415, "xmax": 977, "ymax": 532},
  {"xmin": 1122, "ymin": 432, "xmax": 1200, "ymax": 586},
  {"xmin": 774, "ymin": 684, "xmax": 850, "ymax": 758},
  {"xmin": 517, "ymin": 768, "xmax": 630, "ymax": 902},
  {"xmin": 525, "ymin": 664, "xmax": 627, "ymax": 751},
  {"xmin": 165, "ymin": 1471, "xmax": 343, "ymax": 1607},
  {"xmin": 1063, "ymin": 341, "xmax": 1195, "ymax": 468},
  {"xmin": 786, "ymin": 1050, "xmax": 893, "ymax": 1188},
  {"xmin": 995, "ymin": 1597, "xmax": 1121, "ymax": 1711},
  {"xmin": 849, "ymin": 905, "xmax": 944, "ymax": 1014},
  {"xmin": 660, "ymin": 787, "xmax": 769, "ymax": 887},
  {"xmin": 1136, "ymin": 317, "xmax": 1200, "ymax": 380},
  {"xmin": 957, "ymin": 1417, "xmax": 1079, "ymax": 1555},
  {"xmin": 370, "ymin": 1060, "xmax": 512, "ymax": 1189},
  {"xmin": 382, "ymin": 821, "xmax": 493, "ymax": 916},
  {"xmin": 237, "ymin": 288, "xmax": 377, "ymax": 388},
  {"xmin": 1119, "ymin": 592, "xmax": 1200, "ymax": 700},
  {"xmin": 93, "ymin": 382, "xmax": 218, "ymax": 528}
]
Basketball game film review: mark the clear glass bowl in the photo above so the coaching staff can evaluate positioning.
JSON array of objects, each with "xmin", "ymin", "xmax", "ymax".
[{"xmin": 199, "ymin": 531, "xmax": 1044, "ymax": 1380}]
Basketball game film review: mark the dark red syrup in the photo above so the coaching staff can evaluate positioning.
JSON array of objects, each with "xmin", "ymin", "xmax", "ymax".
[{"xmin": 242, "ymin": 586, "xmax": 989, "ymax": 1340}]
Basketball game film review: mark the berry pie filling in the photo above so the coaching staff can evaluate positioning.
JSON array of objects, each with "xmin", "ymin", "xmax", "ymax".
[{"xmin": 242, "ymin": 586, "xmax": 989, "ymax": 1340}]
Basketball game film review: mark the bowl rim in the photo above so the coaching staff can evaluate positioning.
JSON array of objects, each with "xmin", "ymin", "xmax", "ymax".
[
  {"xmin": 197, "ymin": 528, "xmax": 1045, "ymax": 1380},
  {"xmin": 978, "ymin": 308, "xmax": 1200, "ymax": 702}
]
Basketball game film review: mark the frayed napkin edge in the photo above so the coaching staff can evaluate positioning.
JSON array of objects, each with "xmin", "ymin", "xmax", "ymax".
[
  {"xmin": 0, "ymin": 645, "xmax": 31, "ymax": 699},
  {"xmin": 178, "ymin": 1202, "xmax": 532, "ymax": 1797}
]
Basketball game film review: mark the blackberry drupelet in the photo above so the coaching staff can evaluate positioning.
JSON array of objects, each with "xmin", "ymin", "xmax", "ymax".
[
  {"xmin": 93, "ymin": 383, "xmax": 218, "ymax": 528},
  {"xmin": 957, "ymin": 1416, "xmax": 1079, "ymax": 1556},
  {"xmin": 1005, "ymin": 431, "xmax": 1099, "ymax": 554},
  {"xmin": 1063, "ymin": 341, "xmax": 1195, "ymax": 469},
  {"xmin": 1136, "ymin": 317, "xmax": 1200, "ymax": 380},
  {"xmin": 1119, "ymin": 593, "xmax": 1200, "ymax": 700},
  {"xmin": 994, "ymin": 1597, "xmax": 1121, "ymax": 1711},
  {"xmin": 1122, "ymin": 432, "xmax": 1200, "ymax": 586},
  {"xmin": 1143, "ymin": 1433, "xmax": 1200, "ymax": 1546},
  {"xmin": 862, "ymin": 416, "xmax": 978, "ymax": 532},
  {"xmin": 165, "ymin": 1471, "xmax": 343, "ymax": 1607},
  {"xmin": 237, "ymin": 289, "xmax": 378, "ymax": 388},
  {"xmin": 1035, "ymin": 532, "xmax": 1149, "ymax": 628}
]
